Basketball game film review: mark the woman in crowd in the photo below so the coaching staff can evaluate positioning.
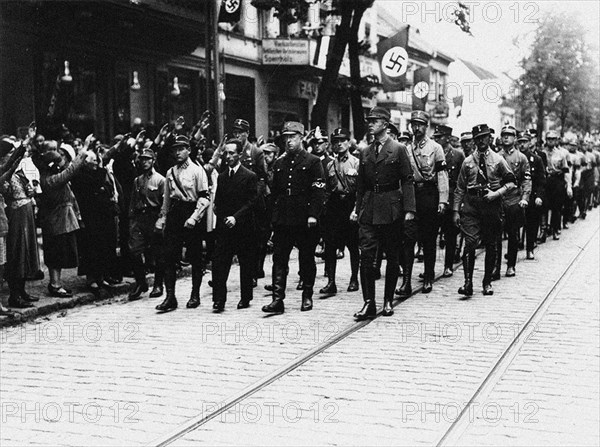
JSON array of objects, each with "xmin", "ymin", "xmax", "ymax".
[
  {"xmin": 71, "ymin": 150, "xmax": 120, "ymax": 289},
  {"xmin": 36, "ymin": 142, "xmax": 88, "ymax": 297}
]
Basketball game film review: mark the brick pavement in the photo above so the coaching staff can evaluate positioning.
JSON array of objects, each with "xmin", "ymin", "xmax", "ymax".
[
  {"xmin": 170, "ymin": 211, "xmax": 599, "ymax": 446},
  {"xmin": 0, "ymin": 210, "xmax": 597, "ymax": 446}
]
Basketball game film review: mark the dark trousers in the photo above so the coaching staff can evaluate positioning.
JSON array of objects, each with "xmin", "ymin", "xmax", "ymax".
[
  {"xmin": 129, "ymin": 210, "xmax": 164, "ymax": 282},
  {"xmin": 460, "ymin": 194, "xmax": 502, "ymax": 284},
  {"xmin": 441, "ymin": 208, "xmax": 459, "ymax": 269},
  {"xmin": 164, "ymin": 201, "xmax": 204, "ymax": 289},
  {"xmin": 403, "ymin": 185, "xmax": 439, "ymax": 280},
  {"xmin": 501, "ymin": 203, "xmax": 524, "ymax": 268},
  {"xmin": 359, "ymin": 219, "xmax": 407, "ymax": 302},
  {"xmin": 212, "ymin": 228, "xmax": 254, "ymax": 304},
  {"xmin": 323, "ymin": 195, "xmax": 359, "ymax": 280},
  {"xmin": 272, "ymin": 225, "xmax": 319, "ymax": 300},
  {"xmin": 546, "ymin": 175, "xmax": 565, "ymax": 233},
  {"xmin": 525, "ymin": 206, "xmax": 541, "ymax": 251}
]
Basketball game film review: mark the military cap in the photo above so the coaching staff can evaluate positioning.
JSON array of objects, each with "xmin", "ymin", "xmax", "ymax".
[
  {"xmin": 331, "ymin": 127, "xmax": 351, "ymax": 140},
  {"xmin": 527, "ymin": 128, "xmax": 538, "ymax": 138},
  {"xmin": 139, "ymin": 148, "xmax": 156, "ymax": 159},
  {"xmin": 260, "ymin": 143, "xmax": 279, "ymax": 153},
  {"xmin": 387, "ymin": 122, "xmax": 400, "ymax": 137},
  {"xmin": 472, "ymin": 124, "xmax": 492, "ymax": 139},
  {"xmin": 433, "ymin": 124, "xmax": 453, "ymax": 137},
  {"xmin": 460, "ymin": 132, "xmax": 473, "ymax": 142},
  {"xmin": 500, "ymin": 125, "xmax": 517, "ymax": 136},
  {"xmin": 516, "ymin": 131, "xmax": 531, "ymax": 142},
  {"xmin": 410, "ymin": 110, "xmax": 430, "ymax": 124},
  {"xmin": 282, "ymin": 121, "xmax": 305, "ymax": 135},
  {"xmin": 171, "ymin": 134, "xmax": 190, "ymax": 148},
  {"xmin": 232, "ymin": 119, "xmax": 250, "ymax": 132},
  {"xmin": 399, "ymin": 131, "xmax": 412, "ymax": 141},
  {"xmin": 366, "ymin": 106, "xmax": 391, "ymax": 121},
  {"xmin": 546, "ymin": 130, "xmax": 559, "ymax": 139}
]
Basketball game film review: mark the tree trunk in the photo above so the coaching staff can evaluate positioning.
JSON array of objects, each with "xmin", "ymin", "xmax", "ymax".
[
  {"xmin": 536, "ymin": 88, "xmax": 546, "ymax": 146},
  {"xmin": 348, "ymin": 5, "xmax": 367, "ymax": 140},
  {"xmin": 310, "ymin": 6, "xmax": 353, "ymax": 130}
]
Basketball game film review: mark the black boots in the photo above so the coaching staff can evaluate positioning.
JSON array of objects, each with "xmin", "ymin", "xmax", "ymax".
[
  {"xmin": 128, "ymin": 281, "xmax": 148, "ymax": 301},
  {"xmin": 458, "ymin": 251, "xmax": 474, "ymax": 296},
  {"xmin": 396, "ymin": 247, "xmax": 413, "ymax": 297},
  {"xmin": 319, "ymin": 261, "xmax": 337, "ymax": 295},
  {"xmin": 149, "ymin": 264, "xmax": 164, "ymax": 298},
  {"xmin": 301, "ymin": 287, "xmax": 313, "ymax": 311},
  {"xmin": 156, "ymin": 268, "xmax": 177, "ymax": 312},
  {"xmin": 382, "ymin": 297, "xmax": 394, "ymax": 316},
  {"xmin": 355, "ymin": 264, "xmax": 376, "ymax": 320},
  {"xmin": 263, "ymin": 263, "xmax": 286, "ymax": 313},
  {"xmin": 186, "ymin": 266, "xmax": 202, "ymax": 309},
  {"xmin": 483, "ymin": 244, "xmax": 496, "ymax": 295}
]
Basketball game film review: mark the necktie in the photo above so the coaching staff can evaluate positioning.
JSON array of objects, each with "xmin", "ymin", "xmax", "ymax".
[
  {"xmin": 374, "ymin": 141, "xmax": 381, "ymax": 157},
  {"xmin": 478, "ymin": 151, "xmax": 487, "ymax": 182},
  {"xmin": 229, "ymin": 169, "xmax": 234, "ymax": 178}
]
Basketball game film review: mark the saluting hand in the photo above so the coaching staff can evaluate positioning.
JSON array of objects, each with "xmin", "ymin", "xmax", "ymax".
[
  {"xmin": 184, "ymin": 217, "xmax": 196, "ymax": 229},
  {"xmin": 535, "ymin": 197, "xmax": 543, "ymax": 207},
  {"xmin": 518, "ymin": 199, "xmax": 528, "ymax": 208},
  {"xmin": 437, "ymin": 203, "xmax": 446, "ymax": 214},
  {"xmin": 225, "ymin": 216, "xmax": 236, "ymax": 228},
  {"xmin": 349, "ymin": 210, "xmax": 358, "ymax": 222},
  {"xmin": 405, "ymin": 211, "xmax": 415, "ymax": 221},
  {"xmin": 307, "ymin": 217, "xmax": 317, "ymax": 228}
]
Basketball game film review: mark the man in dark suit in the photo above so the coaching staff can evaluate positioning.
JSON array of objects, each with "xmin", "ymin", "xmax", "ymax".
[
  {"xmin": 211, "ymin": 139, "xmax": 258, "ymax": 311},
  {"xmin": 350, "ymin": 106, "xmax": 416, "ymax": 320},
  {"xmin": 262, "ymin": 121, "xmax": 325, "ymax": 314}
]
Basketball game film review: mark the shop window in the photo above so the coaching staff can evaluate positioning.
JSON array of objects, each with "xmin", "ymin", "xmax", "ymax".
[
  {"xmin": 225, "ymin": 74, "xmax": 255, "ymax": 136},
  {"xmin": 36, "ymin": 52, "xmax": 107, "ymax": 141},
  {"xmin": 155, "ymin": 66, "xmax": 202, "ymax": 130}
]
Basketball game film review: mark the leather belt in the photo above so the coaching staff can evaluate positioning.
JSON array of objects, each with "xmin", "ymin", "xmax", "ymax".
[
  {"xmin": 367, "ymin": 183, "xmax": 398, "ymax": 193},
  {"xmin": 414, "ymin": 181, "xmax": 436, "ymax": 189},
  {"xmin": 466, "ymin": 188, "xmax": 487, "ymax": 197}
]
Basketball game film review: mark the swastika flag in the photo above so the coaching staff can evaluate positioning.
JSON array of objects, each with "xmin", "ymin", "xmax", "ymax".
[
  {"xmin": 218, "ymin": 0, "xmax": 242, "ymax": 24},
  {"xmin": 412, "ymin": 67, "xmax": 431, "ymax": 111},
  {"xmin": 377, "ymin": 25, "xmax": 409, "ymax": 92}
]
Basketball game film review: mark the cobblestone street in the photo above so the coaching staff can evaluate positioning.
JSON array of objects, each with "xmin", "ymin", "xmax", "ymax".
[{"xmin": 1, "ymin": 211, "xmax": 598, "ymax": 446}]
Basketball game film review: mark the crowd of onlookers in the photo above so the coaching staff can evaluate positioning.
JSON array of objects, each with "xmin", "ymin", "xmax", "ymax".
[{"xmin": 1, "ymin": 115, "xmax": 599, "ymax": 317}]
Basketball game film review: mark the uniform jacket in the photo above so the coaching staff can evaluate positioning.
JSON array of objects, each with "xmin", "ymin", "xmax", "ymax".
[
  {"xmin": 355, "ymin": 136, "xmax": 416, "ymax": 225},
  {"xmin": 408, "ymin": 137, "xmax": 450, "ymax": 204},
  {"xmin": 445, "ymin": 146, "xmax": 466, "ymax": 207},
  {"xmin": 453, "ymin": 148, "xmax": 517, "ymax": 212},
  {"xmin": 129, "ymin": 168, "xmax": 165, "ymax": 215},
  {"xmin": 271, "ymin": 149, "xmax": 325, "ymax": 226},
  {"xmin": 214, "ymin": 164, "xmax": 258, "ymax": 233},
  {"xmin": 499, "ymin": 147, "xmax": 532, "ymax": 206},
  {"xmin": 523, "ymin": 150, "xmax": 546, "ymax": 204}
]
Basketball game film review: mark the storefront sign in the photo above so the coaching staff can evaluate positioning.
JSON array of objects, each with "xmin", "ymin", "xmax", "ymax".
[
  {"xmin": 296, "ymin": 80, "xmax": 318, "ymax": 99},
  {"xmin": 262, "ymin": 39, "xmax": 310, "ymax": 65}
]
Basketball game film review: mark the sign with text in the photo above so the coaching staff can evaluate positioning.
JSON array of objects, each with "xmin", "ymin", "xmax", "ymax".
[{"xmin": 262, "ymin": 39, "xmax": 310, "ymax": 65}]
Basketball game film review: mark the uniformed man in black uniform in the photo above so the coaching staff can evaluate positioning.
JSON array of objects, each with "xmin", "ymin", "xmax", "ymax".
[
  {"xmin": 397, "ymin": 112, "xmax": 448, "ymax": 296},
  {"xmin": 453, "ymin": 124, "xmax": 516, "ymax": 296},
  {"xmin": 320, "ymin": 127, "xmax": 360, "ymax": 295},
  {"xmin": 435, "ymin": 125, "xmax": 465, "ymax": 277},
  {"xmin": 128, "ymin": 148, "xmax": 165, "ymax": 301},
  {"xmin": 262, "ymin": 121, "xmax": 325, "ymax": 314},
  {"xmin": 517, "ymin": 131, "xmax": 546, "ymax": 260},
  {"xmin": 351, "ymin": 106, "xmax": 416, "ymax": 319}
]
